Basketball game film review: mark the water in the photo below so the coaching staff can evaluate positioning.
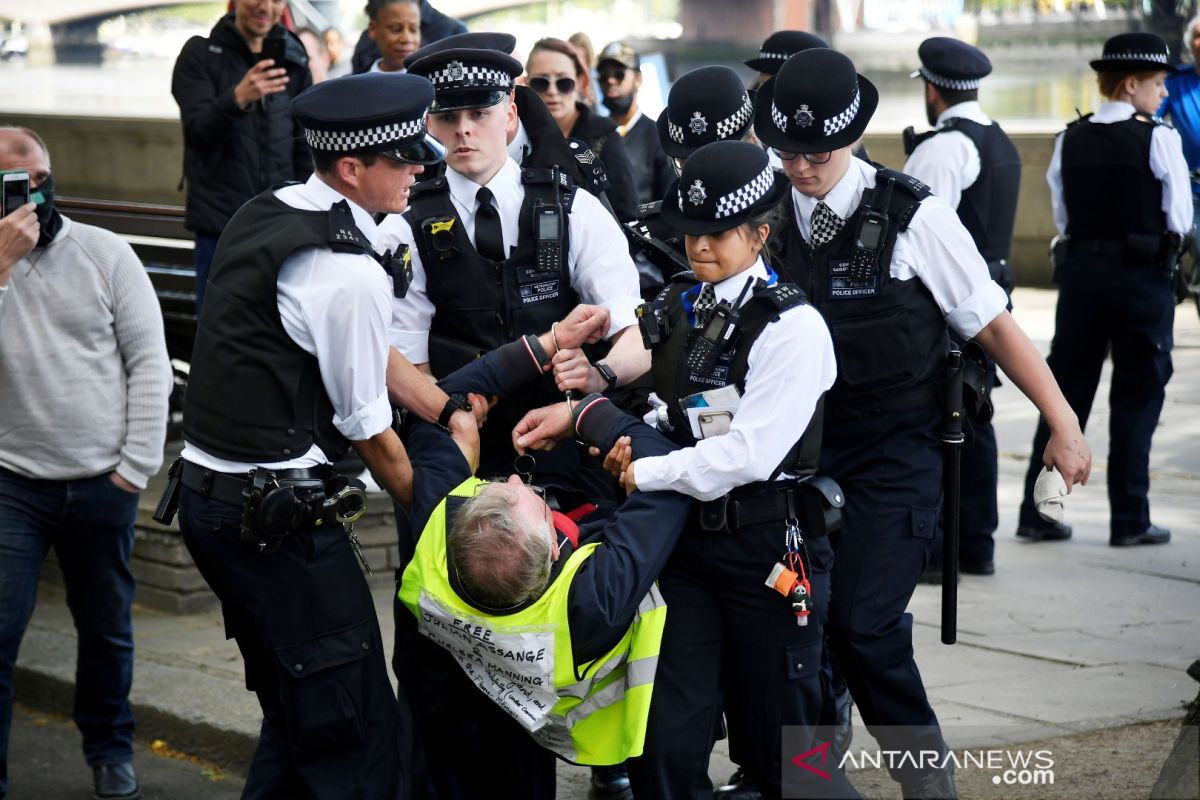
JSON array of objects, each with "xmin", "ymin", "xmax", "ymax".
[{"xmin": 0, "ymin": 51, "xmax": 1103, "ymax": 133}]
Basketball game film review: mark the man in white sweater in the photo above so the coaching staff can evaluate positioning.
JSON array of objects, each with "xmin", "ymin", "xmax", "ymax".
[{"xmin": 0, "ymin": 127, "xmax": 171, "ymax": 800}]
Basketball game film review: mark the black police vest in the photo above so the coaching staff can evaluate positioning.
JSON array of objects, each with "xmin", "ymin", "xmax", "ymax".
[
  {"xmin": 647, "ymin": 274, "xmax": 822, "ymax": 475},
  {"xmin": 922, "ymin": 118, "xmax": 1021, "ymax": 262},
  {"xmin": 769, "ymin": 168, "xmax": 948, "ymax": 412},
  {"xmin": 1061, "ymin": 114, "xmax": 1165, "ymax": 241},
  {"xmin": 184, "ymin": 190, "xmax": 376, "ymax": 463},
  {"xmin": 405, "ymin": 169, "xmax": 578, "ymax": 378}
]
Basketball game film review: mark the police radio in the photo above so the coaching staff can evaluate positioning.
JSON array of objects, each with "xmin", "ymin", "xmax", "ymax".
[
  {"xmin": 684, "ymin": 277, "xmax": 754, "ymax": 376},
  {"xmin": 848, "ymin": 207, "xmax": 887, "ymax": 284},
  {"xmin": 533, "ymin": 201, "xmax": 562, "ymax": 274}
]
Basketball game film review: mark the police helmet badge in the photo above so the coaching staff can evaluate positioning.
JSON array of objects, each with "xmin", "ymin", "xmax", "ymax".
[
  {"xmin": 689, "ymin": 111, "xmax": 708, "ymax": 135},
  {"xmin": 795, "ymin": 104, "xmax": 815, "ymax": 128},
  {"xmin": 687, "ymin": 179, "xmax": 707, "ymax": 206},
  {"xmin": 447, "ymin": 60, "xmax": 465, "ymax": 81}
]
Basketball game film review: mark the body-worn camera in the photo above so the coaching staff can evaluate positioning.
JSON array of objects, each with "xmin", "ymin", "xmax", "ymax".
[{"xmin": 636, "ymin": 301, "xmax": 672, "ymax": 348}]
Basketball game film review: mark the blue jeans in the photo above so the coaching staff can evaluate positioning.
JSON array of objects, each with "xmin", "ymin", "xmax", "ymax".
[{"xmin": 0, "ymin": 468, "xmax": 139, "ymax": 797}]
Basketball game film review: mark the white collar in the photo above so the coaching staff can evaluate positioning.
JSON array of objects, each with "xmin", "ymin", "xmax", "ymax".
[
  {"xmin": 937, "ymin": 100, "xmax": 991, "ymax": 127},
  {"xmin": 368, "ymin": 58, "xmax": 405, "ymax": 75},
  {"xmin": 508, "ymin": 118, "xmax": 532, "ymax": 163},
  {"xmin": 708, "ymin": 256, "xmax": 769, "ymax": 307},
  {"xmin": 303, "ymin": 173, "xmax": 381, "ymax": 244},
  {"xmin": 1093, "ymin": 100, "xmax": 1137, "ymax": 122},
  {"xmin": 790, "ymin": 156, "xmax": 874, "ymax": 224},
  {"xmin": 616, "ymin": 107, "xmax": 643, "ymax": 135},
  {"xmin": 445, "ymin": 156, "xmax": 521, "ymax": 209}
]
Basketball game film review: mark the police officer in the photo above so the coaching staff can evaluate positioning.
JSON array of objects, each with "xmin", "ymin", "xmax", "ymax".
[
  {"xmin": 520, "ymin": 140, "xmax": 855, "ymax": 800},
  {"xmin": 1017, "ymin": 32, "xmax": 1188, "ymax": 548},
  {"xmin": 392, "ymin": 306, "xmax": 694, "ymax": 800},
  {"xmin": 745, "ymin": 29, "xmax": 830, "ymax": 90},
  {"xmin": 903, "ymin": 37, "xmax": 1022, "ymax": 576},
  {"xmin": 378, "ymin": 33, "xmax": 646, "ymax": 487},
  {"xmin": 754, "ymin": 49, "xmax": 1091, "ymax": 796},
  {"xmin": 622, "ymin": 65, "xmax": 756, "ymax": 296},
  {"xmin": 169, "ymin": 73, "xmax": 445, "ymax": 798}
]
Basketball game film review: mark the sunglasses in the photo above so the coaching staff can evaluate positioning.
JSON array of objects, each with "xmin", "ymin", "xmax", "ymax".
[
  {"xmin": 528, "ymin": 75, "xmax": 576, "ymax": 95},
  {"xmin": 598, "ymin": 68, "xmax": 627, "ymax": 83},
  {"xmin": 772, "ymin": 148, "xmax": 833, "ymax": 165}
]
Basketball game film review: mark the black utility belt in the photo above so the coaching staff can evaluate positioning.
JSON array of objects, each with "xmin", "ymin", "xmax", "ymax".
[
  {"xmin": 155, "ymin": 459, "xmax": 367, "ymax": 554},
  {"xmin": 828, "ymin": 381, "xmax": 939, "ymax": 421},
  {"xmin": 1067, "ymin": 237, "xmax": 1166, "ymax": 267},
  {"xmin": 698, "ymin": 475, "xmax": 845, "ymax": 536},
  {"xmin": 180, "ymin": 461, "xmax": 334, "ymax": 507}
]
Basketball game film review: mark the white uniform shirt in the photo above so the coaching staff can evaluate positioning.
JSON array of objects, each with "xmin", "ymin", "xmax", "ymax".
[
  {"xmin": 508, "ymin": 118, "xmax": 533, "ymax": 164},
  {"xmin": 790, "ymin": 157, "xmax": 1009, "ymax": 341},
  {"xmin": 183, "ymin": 174, "xmax": 395, "ymax": 472},
  {"xmin": 902, "ymin": 100, "xmax": 991, "ymax": 210},
  {"xmin": 1046, "ymin": 100, "xmax": 1192, "ymax": 236},
  {"xmin": 377, "ymin": 156, "xmax": 643, "ymax": 363},
  {"xmin": 635, "ymin": 258, "xmax": 837, "ymax": 502}
]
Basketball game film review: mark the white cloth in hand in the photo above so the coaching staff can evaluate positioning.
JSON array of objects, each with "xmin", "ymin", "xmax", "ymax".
[{"xmin": 1033, "ymin": 466, "xmax": 1069, "ymax": 523}]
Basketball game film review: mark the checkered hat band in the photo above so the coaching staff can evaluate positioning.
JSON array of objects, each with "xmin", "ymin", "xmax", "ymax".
[
  {"xmin": 428, "ymin": 64, "xmax": 513, "ymax": 88},
  {"xmin": 716, "ymin": 94, "xmax": 753, "ymax": 139},
  {"xmin": 758, "ymin": 50, "xmax": 788, "ymax": 61},
  {"xmin": 771, "ymin": 100, "xmax": 788, "ymax": 131},
  {"xmin": 715, "ymin": 164, "xmax": 774, "ymax": 219},
  {"xmin": 1103, "ymin": 51, "xmax": 1169, "ymax": 64},
  {"xmin": 919, "ymin": 67, "xmax": 981, "ymax": 91},
  {"xmin": 304, "ymin": 118, "xmax": 426, "ymax": 152},
  {"xmin": 823, "ymin": 87, "xmax": 861, "ymax": 136},
  {"xmin": 668, "ymin": 119, "xmax": 685, "ymax": 143}
]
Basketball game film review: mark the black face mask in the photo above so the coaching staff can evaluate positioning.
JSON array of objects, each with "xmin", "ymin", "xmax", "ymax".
[
  {"xmin": 32, "ymin": 173, "xmax": 63, "ymax": 248},
  {"xmin": 601, "ymin": 92, "xmax": 635, "ymax": 117}
]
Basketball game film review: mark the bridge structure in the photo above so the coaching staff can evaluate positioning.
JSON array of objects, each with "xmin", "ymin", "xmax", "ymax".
[{"xmin": 0, "ymin": 0, "xmax": 822, "ymax": 47}]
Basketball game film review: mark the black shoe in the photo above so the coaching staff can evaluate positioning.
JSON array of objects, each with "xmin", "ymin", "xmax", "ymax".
[
  {"xmin": 1015, "ymin": 521, "xmax": 1072, "ymax": 542},
  {"xmin": 831, "ymin": 686, "xmax": 854, "ymax": 763},
  {"xmin": 589, "ymin": 765, "xmax": 632, "ymax": 800},
  {"xmin": 1110, "ymin": 525, "xmax": 1171, "ymax": 547},
  {"xmin": 93, "ymin": 763, "xmax": 141, "ymax": 800},
  {"xmin": 900, "ymin": 764, "xmax": 957, "ymax": 799},
  {"xmin": 959, "ymin": 559, "xmax": 995, "ymax": 575},
  {"xmin": 713, "ymin": 769, "xmax": 763, "ymax": 799}
]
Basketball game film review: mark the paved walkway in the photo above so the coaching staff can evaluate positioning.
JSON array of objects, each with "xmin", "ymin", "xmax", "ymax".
[{"xmin": 13, "ymin": 289, "xmax": 1200, "ymax": 796}]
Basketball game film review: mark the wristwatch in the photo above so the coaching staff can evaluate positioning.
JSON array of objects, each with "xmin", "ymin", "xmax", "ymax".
[
  {"xmin": 436, "ymin": 393, "xmax": 472, "ymax": 432},
  {"xmin": 594, "ymin": 361, "xmax": 618, "ymax": 391}
]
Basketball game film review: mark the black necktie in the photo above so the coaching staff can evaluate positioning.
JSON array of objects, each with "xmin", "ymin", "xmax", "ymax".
[{"xmin": 474, "ymin": 186, "xmax": 505, "ymax": 261}]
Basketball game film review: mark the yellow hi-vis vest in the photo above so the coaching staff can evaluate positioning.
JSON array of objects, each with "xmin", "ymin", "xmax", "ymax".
[{"xmin": 398, "ymin": 477, "xmax": 667, "ymax": 765}]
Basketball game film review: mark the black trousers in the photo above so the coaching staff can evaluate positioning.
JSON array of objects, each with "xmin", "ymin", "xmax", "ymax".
[
  {"xmin": 625, "ymin": 509, "xmax": 857, "ymax": 800},
  {"xmin": 1018, "ymin": 255, "xmax": 1175, "ymax": 537},
  {"xmin": 179, "ymin": 486, "xmax": 408, "ymax": 800},
  {"xmin": 392, "ymin": 628, "xmax": 557, "ymax": 800},
  {"xmin": 821, "ymin": 405, "xmax": 948, "ymax": 785}
]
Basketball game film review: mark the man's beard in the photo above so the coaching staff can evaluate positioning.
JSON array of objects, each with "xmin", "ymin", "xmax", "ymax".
[{"xmin": 602, "ymin": 92, "xmax": 635, "ymax": 116}]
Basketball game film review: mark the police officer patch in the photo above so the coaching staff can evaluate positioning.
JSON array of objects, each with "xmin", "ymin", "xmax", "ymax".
[
  {"xmin": 447, "ymin": 60, "xmax": 465, "ymax": 81},
  {"xmin": 688, "ymin": 179, "xmax": 707, "ymax": 206},
  {"xmin": 795, "ymin": 104, "xmax": 815, "ymax": 128},
  {"xmin": 689, "ymin": 111, "xmax": 708, "ymax": 135}
]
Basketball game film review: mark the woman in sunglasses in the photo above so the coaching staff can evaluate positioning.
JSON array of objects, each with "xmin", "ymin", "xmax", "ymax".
[{"xmin": 525, "ymin": 37, "xmax": 640, "ymax": 222}]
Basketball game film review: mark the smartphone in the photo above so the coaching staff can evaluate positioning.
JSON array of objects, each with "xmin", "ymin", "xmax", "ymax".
[
  {"xmin": 259, "ymin": 37, "xmax": 287, "ymax": 66},
  {"xmin": 1, "ymin": 170, "xmax": 30, "ymax": 218}
]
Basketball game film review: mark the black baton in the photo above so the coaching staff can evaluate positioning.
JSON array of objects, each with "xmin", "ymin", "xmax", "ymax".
[{"xmin": 940, "ymin": 350, "xmax": 965, "ymax": 645}]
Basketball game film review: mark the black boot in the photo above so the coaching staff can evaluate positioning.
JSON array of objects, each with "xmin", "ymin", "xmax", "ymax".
[
  {"xmin": 900, "ymin": 764, "xmax": 957, "ymax": 800},
  {"xmin": 589, "ymin": 765, "xmax": 633, "ymax": 800},
  {"xmin": 92, "ymin": 763, "xmax": 141, "ymax": 800},
  {"xmin": 713, "ymin": 769, "xmax": 763, "ymax": 799}
]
